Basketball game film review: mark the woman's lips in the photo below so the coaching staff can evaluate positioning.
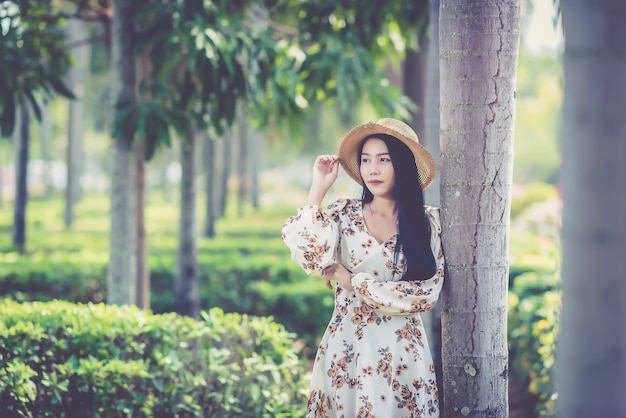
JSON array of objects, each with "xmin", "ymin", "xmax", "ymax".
[{"xmin": 368, "ymin": 180, "xmax": 383, "ymax": 186}]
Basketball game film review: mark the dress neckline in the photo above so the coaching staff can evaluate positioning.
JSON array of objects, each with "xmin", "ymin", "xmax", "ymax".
[{"xmin": 359, "ymin": 200, "xmax": 398, "ymax": 246}]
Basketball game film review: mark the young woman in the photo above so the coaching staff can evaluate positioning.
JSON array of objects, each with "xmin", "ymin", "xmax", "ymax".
[{"xmin": 282, "ymin": 118, "xmax": 445, "ymax": 417}]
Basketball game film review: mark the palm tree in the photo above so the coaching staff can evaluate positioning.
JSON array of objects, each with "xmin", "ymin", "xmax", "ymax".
[
  {"xmin": 439, "ymin": 1, "xmax": 521, "ymax": 416},
  {"xmin": 556, "ymin": 1, "xmax": 626, "ymax": 416},
  {"xmin": 107, "ymin": 0, "xmax": 137, "ymax": 305}
]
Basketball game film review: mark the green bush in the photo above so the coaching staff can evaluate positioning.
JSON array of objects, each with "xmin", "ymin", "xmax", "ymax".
[
  {"xmin": 0, "ymin": 248, "xmax": 329, "ymax": 350},
  {"xmin": 0, "ymin": 299, "xmax": 309, "ymax": 417},
  {"xmin": 508, "ymin": 272, "xmax": 560, "ymax": 417}
]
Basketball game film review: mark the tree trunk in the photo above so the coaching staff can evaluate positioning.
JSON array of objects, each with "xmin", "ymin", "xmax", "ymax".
[
  {"xmin": 250, "ymin": 129, "xmax": 261, "ymax": 209},
  {"xmin": 404, "ymin": 48, "xmax": 428, "ymax": 140},
  {"xmin": 107, "ymin": 0, "xmax": 137, "ymax": 306},
  {"xmin": 134, "ymin": 139, "xmax": 149, "ymax": 309},
  {"xmin": 134, "ymin": 46, "xmax": 152, "ymax": 310},
  {"xmin": 203, "ymin": 132, "xmax": 216, "ymax": 237},
  {"xmin": 218, "ymin": 130, "xmax": 231, "ymax": 218},
  {"xmin": 176, "ymin": 127, "xmax": 200, "ymax": 318},
  {"xmin": 65, "ymin": 18, "xmax": 90, "ymax": 228},
  {"xmin": 439, "ymin": 1, "xmax": 520, "ymax": 417},
  {"xmin": 12, "ymin": 104, "xmax": 29, "ymax": 252},
  {"xmin": 556, "ymin": 1, "xmax": 626, "ymax": 417},
  {"xmin": 236, "ymin": 107, "xmax": 249, "ymax": 217},
  {"xmin": 40, "ymin": 97, "xmax": 53, "ymax": 199},
  {"xmin": 425, "ymin": 0, "xmax": 444, "ymax": 406},
  {"xmin": 425, "ymin": 0, "xmax": 442, "ymax": 208}
]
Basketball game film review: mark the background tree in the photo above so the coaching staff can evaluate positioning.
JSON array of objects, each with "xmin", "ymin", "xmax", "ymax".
[
  {"xmin": 425, "ymin": 0, "xmax": 443, "ymax": 402},
  {"xmin": 12, "ymin": 104, "xmax": 29, "ymax": 251},
  {"xmin": 0, "ymin": 1, "xmax": 74, "ymax": 250},
  {"xmin": 108, "ymin": 0, "xmax": 137, "ymax": 305},
  {"xmin": 556, "ymin": 1, "xmax": 626, "ymax": 416},
  {"xmin": 64, "ymin": 17, "xmax": 90, "ymax": 228},
  {"xmin": 439, "ymin": 1, "xmax": 521, "ymax": 416}
]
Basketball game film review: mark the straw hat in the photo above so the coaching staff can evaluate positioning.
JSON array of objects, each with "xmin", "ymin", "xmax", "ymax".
[{"xmin": 337, "ymin": 118, "xmax": 436, "ymax": 189}]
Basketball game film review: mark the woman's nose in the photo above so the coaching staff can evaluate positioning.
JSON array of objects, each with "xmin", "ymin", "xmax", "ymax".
[{"xmin": 369, "ymin": 162, "xmax": 380, "ymax": 174}]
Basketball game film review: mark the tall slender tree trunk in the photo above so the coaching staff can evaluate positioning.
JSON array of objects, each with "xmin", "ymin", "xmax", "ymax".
[
  {"xmin": 218, "ymin": 131, "xmax": 231, "ymax": 218},
  {"xmin": 404, "ymin": 48, "xmax": 428, "ymax": 140},
  {"xmin": 425, "ymin": 0, "xmax": 443, "ymax": 405},
  {"xmin": 134, "ymin": 139, "xmax": 149, "ymax": 309},
  {"xmin": 176, "ymin": 127, "xmax": 200, "ymax": 318},
  {"xmin": 250, "ymin": 129, "xmax": 261, "ymax": 209},
  {"xmin": 108, "ymin": 0, "xmax": 137, "ymax": 305},
  {"xmin": 65, "ymin": 18, "xmax": 90, "ymax": 228},
  {"xmin": 439, "ymin": 1, "xmax": 520, "ymax": 417},
  {"xmin": 556, "ymin": 2, "xmax": 626, "ymax": 417},
  {"xmin": 203, "ymin": 132, "xmax": 226, "ymax": 237},
  {"xmin": 134, "ymin": 46, "xmax": 152, "ymax": 310},
  {"xmin": 425, "ymin": 0, "xmax": 442, "ymax": 208},
  {"xmin": 12, "ymin": 104, "xmax": 29, "ymax": 252},
  {"xmin": 40, "ymin": 97, "xmax": 53, "ymax": 198},
  {"xmin": 236, "ymin": 108, "xmax": 249, "ymax": 217}
]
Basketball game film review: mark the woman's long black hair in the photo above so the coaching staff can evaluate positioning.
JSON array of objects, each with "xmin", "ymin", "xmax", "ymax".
[{"xmin": 359, "ymin": 134, "xmax": 437, "ymax": 281}]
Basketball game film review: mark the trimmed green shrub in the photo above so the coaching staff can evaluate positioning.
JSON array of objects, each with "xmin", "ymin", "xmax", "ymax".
[
  {"xmin": 508, "ymin": 272, "xmax": 560, "ymax": 417},
  {"xmin": 0, "ymin": 299, "xmax": 309, "ymax": 417}
]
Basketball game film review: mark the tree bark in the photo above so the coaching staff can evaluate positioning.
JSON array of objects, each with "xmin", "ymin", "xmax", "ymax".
[
  {"xmin": 236, "ymin": 107, "xmax": 249, "ymax": 217},
  {"xmin": 250, "ymin": 129, "xmax": 261, "ymax": 209},
  {"xmin": 203, "ymin": 132, "xmax": 216, "ymax": 237},
  {"xmin": 425, "ymin": 0, "xmax": 444, "ymax": 406},
  {"xmin": 65, "ymin": 18, "xmax": 90, "ymax": 228},
  {"xmin": 439, "ymin": 1, "xmax": 520, "ymax": 417},
  {"xmin": 12, "ymin": 104, "xmax": 29, "ymax": 252},
  {"xmin": 404, "ymin": 48, "xmax": 428, "ymax": 140},
  {"xmin": 425, "ymin": 0, "xmax": 442, "ymax": 208},
  {"xmin": 176, "ymin": 127, "xmax": 200, "ymax": 318},
  {"xmin": 556, "ymin": 1, "xmax": 626, "ymax": 417},
  {"xmin": 40, "ymin": 97, "xmax": 53, "ymax": 198},
  {"xmin": 218, "ymin": 130, "xmax": 231, "ymax": 218},
  {"xmin": 134, "ymin": 46, "xmax": 152, "ymax": 310},
  {"xmin": 107, "ymin": 0, "xmax": 137, "ymax": 306},
  {"xmin": 134, "ymin": 139, "xmax": 149, "ymax": 309}
]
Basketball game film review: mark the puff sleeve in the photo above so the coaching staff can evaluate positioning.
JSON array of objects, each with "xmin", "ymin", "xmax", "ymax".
[
  {"xmin": 281, "ymin": 199, "xmax": 347, "ymax": 275},
  {"xmin": 351, "ymin": 206, "xmax": 445, "ymax": 315}
]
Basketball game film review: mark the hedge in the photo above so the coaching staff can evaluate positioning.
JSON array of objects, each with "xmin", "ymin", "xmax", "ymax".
[
  {"xmin": 0, "ymin": 299, "xmax": 309, "ymax": 417},
  {"xmin": 508, "ymin": 271, "xmax": 560, "ymax": 417}
]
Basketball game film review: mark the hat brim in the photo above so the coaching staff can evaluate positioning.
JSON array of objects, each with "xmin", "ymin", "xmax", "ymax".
[{"xmin": 337, "ymin": 122, "xmax": 436, "ymax": 189}]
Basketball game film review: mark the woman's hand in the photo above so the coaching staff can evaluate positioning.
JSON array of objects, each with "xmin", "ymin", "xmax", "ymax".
[
  {"xmin": 306, "ymin": 155, "xmax": 340, "ymax": 206},
  {"xmin": 321, "ymin": 263, "xmax": 353, "ymax": 291}
]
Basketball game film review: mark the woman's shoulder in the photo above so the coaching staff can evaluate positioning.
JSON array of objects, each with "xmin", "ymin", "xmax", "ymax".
[{"xmin": 423, "ymin": 205, "xmax": 441, "ymax": 232}]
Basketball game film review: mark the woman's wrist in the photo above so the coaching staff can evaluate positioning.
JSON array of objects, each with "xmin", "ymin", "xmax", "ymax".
[{"xmin": 306, "ymin": 185, "xmax": 328, "ymax": 206}]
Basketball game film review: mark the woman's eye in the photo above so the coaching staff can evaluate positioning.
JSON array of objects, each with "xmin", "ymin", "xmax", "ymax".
[
  {"xmin": 361, "ymin": 158, "xmax": 370, "ymax": 163},
  {"xmin": 381, "ymin": 157, "xmax": 391, "ymax": 162}
]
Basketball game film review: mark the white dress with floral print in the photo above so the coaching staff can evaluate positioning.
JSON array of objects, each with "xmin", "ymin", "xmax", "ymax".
[{"xmin": 282, "ymin": 198, "xmax": 444, "ymax": 418}]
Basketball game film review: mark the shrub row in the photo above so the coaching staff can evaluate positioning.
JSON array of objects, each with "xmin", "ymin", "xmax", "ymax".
[
  {"xmin": 0, "ymin": 250, "xmax": 333, "ymax": 350},
  {"xmin": 0, "ymin": 299, "xmax": 309, "ymax": 417},
  {"xmin": 508, "ymin": 271, "xmax": 560, "ymax": 417}
]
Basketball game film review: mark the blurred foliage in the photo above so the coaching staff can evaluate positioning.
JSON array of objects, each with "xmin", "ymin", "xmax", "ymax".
[
  {"xmin": 509, "ymin": 272, "xmax": 560, "ymax": 417},
  {"xmin": 0, "ymin": 1, "xmax": 75, "ymax": 136},
  {"xmin": 511, "ymin": 182, "xmax": 559, "ymax": 219},
  {"xmin": 508, "ymin": 182, "xmax": 561, "ymax": 417},
  {"xmin": 514, "ymin": 49, "xmax": 563, "ymax": 184},
  {"xmin": 0, "ymin": 299, "xmax": 309, "ymax": 417},
  {"xmin": 0, "ymin": 186, "xmax": 562, "ymax": 411}
]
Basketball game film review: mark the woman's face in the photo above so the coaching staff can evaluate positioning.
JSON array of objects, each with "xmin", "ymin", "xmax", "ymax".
[{"xmin": 359, "ymin": 137, "xmax": 395, "ymax": 199}]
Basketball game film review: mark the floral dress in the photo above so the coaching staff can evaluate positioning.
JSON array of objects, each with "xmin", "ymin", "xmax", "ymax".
[{"xmin": 281, "ymin": 198, "xmax": 445, "ymax": 418}]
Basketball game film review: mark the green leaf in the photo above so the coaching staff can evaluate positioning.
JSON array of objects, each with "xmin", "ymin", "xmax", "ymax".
[
  {"xmin": 0, "ymin": 93, "xmax": 16, "ymax": 138},
  {"xmin": 46, "ymin": 74, "xmax": 75, "ymax": 100}
]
